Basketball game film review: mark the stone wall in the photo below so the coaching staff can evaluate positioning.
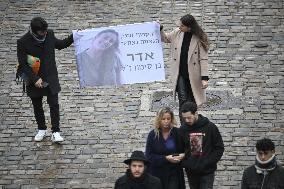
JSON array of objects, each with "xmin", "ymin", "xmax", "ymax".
[{"xmin": 0, "ymin": 0, "xmax": 283, "ymax": 188}]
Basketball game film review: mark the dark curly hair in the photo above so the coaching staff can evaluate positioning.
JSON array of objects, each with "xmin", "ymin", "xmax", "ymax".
[
  {"xmin": 256, "ymin": 138, "xmax": 275, "ymax": 151},
  {"xmin": 180, "ymin": 101, "xmax": 198, "ymax": 114},
  {"xmin": 30, "ymin": 17, "xmax": 48, "ymax": 33}
]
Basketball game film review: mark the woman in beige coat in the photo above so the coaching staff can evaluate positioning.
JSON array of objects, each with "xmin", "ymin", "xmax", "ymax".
[{"xmin": 160, "ymin": 14, "xmax": 210, "ymax": 122}]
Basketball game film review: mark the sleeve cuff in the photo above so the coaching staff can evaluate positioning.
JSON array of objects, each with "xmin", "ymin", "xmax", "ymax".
[
  {"xmin": 201, "ymin": 76, "xmax": 209, "ymax": 81},
  {"xmin": 69, "ymin": 34, "xmax": 74, "ymax": 43}
]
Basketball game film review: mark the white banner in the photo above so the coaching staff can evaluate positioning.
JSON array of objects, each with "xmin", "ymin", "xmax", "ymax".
[{"xmin": 73, "ymin": 22, "xmax": 165, "ymax": 87}]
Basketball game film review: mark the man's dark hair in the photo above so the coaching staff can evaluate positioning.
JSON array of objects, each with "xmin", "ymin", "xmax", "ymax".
[
  {"xmin": 30, "ymin": 17, "xmax": 48, "ymax": 33},
  {"xmin": 256, "ymin": 138, "xmax": 275, "ymax": 151},
  {"xmin": 180, "ymin": 101, "xmax": 198, "ymax": 114}
]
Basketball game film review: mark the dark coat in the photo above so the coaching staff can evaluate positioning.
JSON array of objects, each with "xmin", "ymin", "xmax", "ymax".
[
  {"xmin": 114, "ymin": 172, "xmax": 162, "ymax": 189},
  {"xmin": 145, "ymin": 127, "xmax": 185, "ymax": 189},
  {"xmin": 241, "ymin": 164, "xmax": 284, "ymax": 189},
  {"xmin": 179, "ymin": 115, "xmax": 224, "ymax": 175},
  {"xmin": 17, "ymin": 30, "xmax": 73, "ymax": 97}
]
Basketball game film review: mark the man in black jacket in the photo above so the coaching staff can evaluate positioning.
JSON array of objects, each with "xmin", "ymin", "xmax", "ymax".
[
  {"xmin": 241, "ymin": 138, "xmax": 284, "ymax": 189},
  {"xmin": 114, "ymin": 150, "xmax": 162, "ymax": 189},
  {"xmin": 17, "ymin": 17, "xmax": 73, "ymax": 142},
  {"xmin": 179, "ymin": 102, "xmax": 224, "ymax": 189}
]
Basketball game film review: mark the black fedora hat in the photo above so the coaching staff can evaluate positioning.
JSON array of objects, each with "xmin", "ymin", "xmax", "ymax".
[{"xmin": 124, "ymin": 151, "xmax": 150, "ymax": 165}]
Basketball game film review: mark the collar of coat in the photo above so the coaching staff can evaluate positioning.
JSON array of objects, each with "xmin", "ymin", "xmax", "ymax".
[
  {"xmin": 118, "ymin": 172, "xmax": 157, "ymax": 185},
  {"xmin": 28, "ymin": 29, "xmax": 51, "ymax": 46},
  {"xmin": 255, "ymin": 154, "xmax": 277, "ymax": 174},
  {"xmin": 175, "ymin": 29, "xmax": 199, "ymax": 60}
]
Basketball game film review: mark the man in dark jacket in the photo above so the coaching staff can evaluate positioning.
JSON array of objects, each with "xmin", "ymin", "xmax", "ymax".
[
  {"xmin": 179, "ymin": 102, "xmax": 224, "ymax": 189},
  {"xmin": 17, "ymin": 17, "xmax": 73, "ymax": 142},
  {"xmin": 114, "ymin": 150, "xmax": 162, "ymax": 189},
  {"xmin": 241, "ymin": 138, "xmax": 284, "ymax": 189}
]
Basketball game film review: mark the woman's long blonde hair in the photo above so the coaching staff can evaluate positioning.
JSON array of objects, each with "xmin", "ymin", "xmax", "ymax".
[{"xmin": 154, "ymin": 107, "xmax": 177, "ymax": 139}]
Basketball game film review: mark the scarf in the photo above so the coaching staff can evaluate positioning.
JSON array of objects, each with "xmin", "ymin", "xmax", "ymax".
[
  {"xmin": 255, "ymin": 154, "xmax": 277, "ymax": 174},
  {"xmin": 30, "ymin": 29, "xmax": 46, "ymax": 43}
]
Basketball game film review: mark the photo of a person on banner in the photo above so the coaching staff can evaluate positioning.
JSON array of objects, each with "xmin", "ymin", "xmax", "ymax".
[{"xmin": 77, "ymin": 29, "xmax": 123, "ymax": 87}]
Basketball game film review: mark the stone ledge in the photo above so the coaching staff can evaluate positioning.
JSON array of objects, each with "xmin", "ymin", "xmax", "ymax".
[{"xmin": 139, "ymin": 87, "xmax": 245, "ymax": 117}]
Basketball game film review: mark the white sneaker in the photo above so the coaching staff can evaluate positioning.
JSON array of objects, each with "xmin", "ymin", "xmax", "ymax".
[
  {"xmin": 51, "ymin": 132, "xmax": 64, "ymax": 143},
  {"xmin": 34, "ymin": 130, "xmax": 47, "ymax": 142}
]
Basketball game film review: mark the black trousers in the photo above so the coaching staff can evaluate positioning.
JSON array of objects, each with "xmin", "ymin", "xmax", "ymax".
[
  {"xmin": 30, "ymin": 90, "xmax": 60, "ymax": 133},
  {"xmin": 186, "ymin": 172, "xmax": 215, "ymax": 189},
  {"xmin": 166, "ymin": 173, "xmax": 181, "ymax": 189},
  {"xmin": 176, "ymin": 75, "xmax": 196, "ymax": 123}
]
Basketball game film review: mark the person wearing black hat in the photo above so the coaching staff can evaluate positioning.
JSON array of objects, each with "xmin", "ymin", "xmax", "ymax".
[
  {"xmin": 17, "ymin": 17, "xmax": 73, "ymax": 143},
  {"xmin": 114, "ymin": 150, "xmax": 162, "ymax": 189}
]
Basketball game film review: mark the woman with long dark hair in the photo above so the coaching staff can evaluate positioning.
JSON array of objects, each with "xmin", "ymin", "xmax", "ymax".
[{"xmin": 160, "ymin": 14, "xmax": 210, "ymax": 123}]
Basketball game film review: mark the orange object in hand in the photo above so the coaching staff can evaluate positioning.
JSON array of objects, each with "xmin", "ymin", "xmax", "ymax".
[
  {"xmin": 32, "ymin": 59, "xmax": 40, "ymax": 75},
  {"xmin": 27, "ymin": 55, "xmax": 41, "ymax": 75}
]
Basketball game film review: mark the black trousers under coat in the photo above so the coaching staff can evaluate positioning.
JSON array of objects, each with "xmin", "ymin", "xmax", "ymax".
[
  {"xmin": 30, "ymin": 88, "xmax": 60, "ymax": 133},
  {"xmin": 176, "ymin": 75, "xmax": 196, "ymax": 123}
]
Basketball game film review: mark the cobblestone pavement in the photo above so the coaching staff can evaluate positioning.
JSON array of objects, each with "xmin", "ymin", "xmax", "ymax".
[{"xmin": 0, "ymin": 0, "xmax": 283, "ymax": 188}]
